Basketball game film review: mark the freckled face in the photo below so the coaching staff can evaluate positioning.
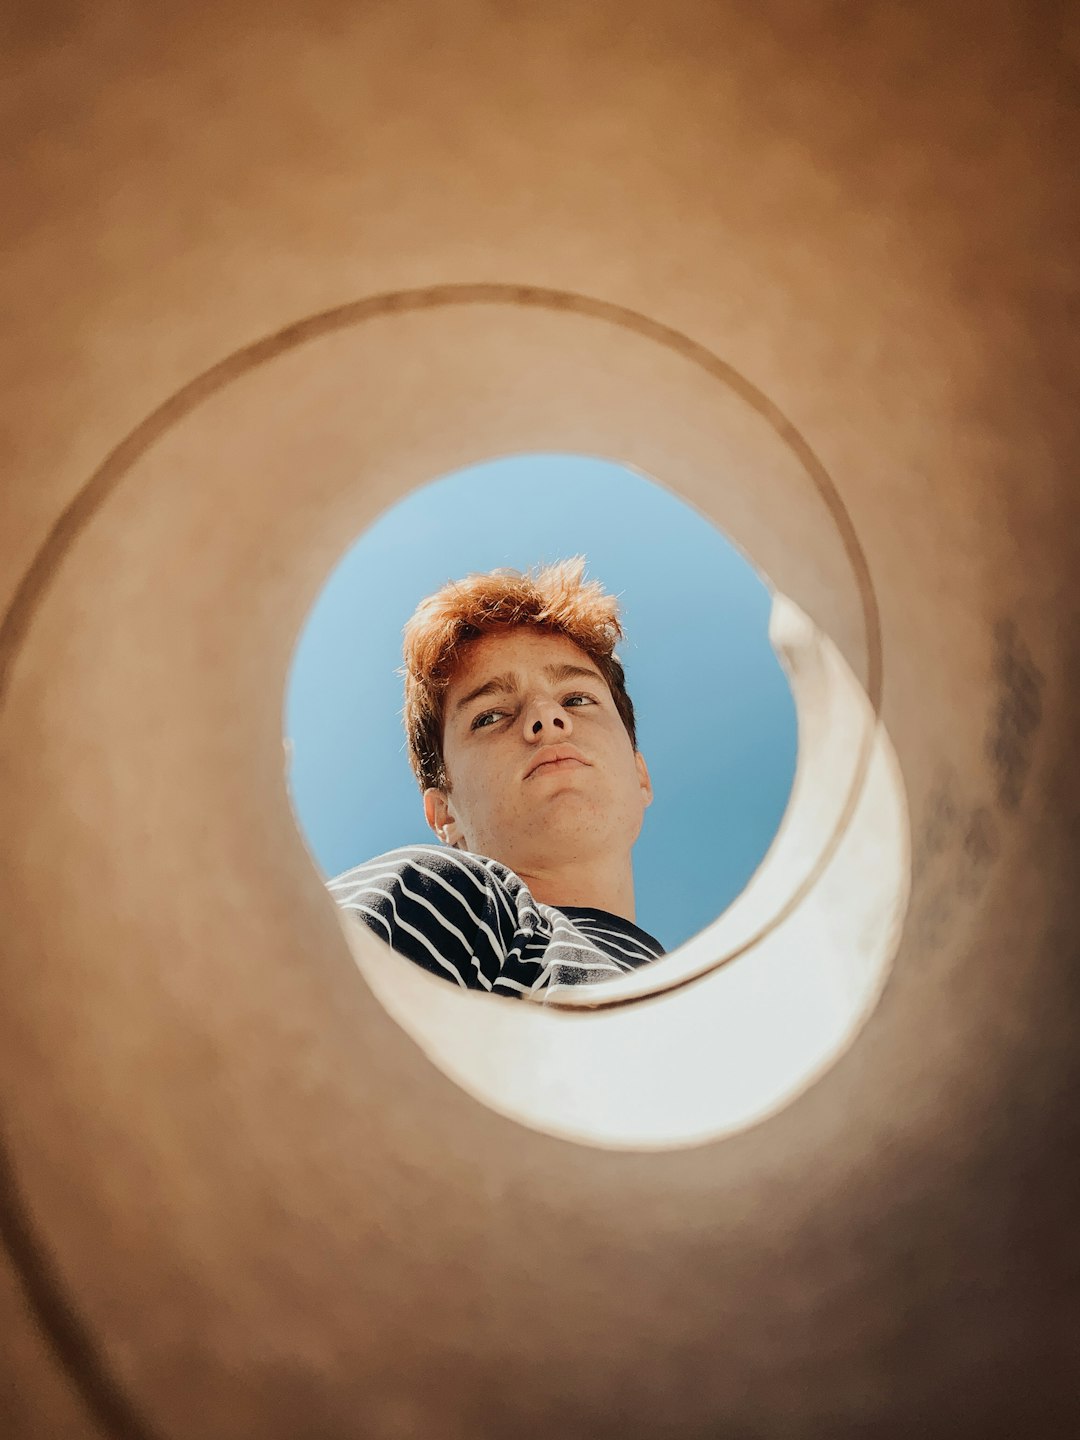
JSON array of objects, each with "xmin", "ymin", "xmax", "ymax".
[{"xmin": 423, "ymin": 630, "xmax": 653, "ymax": 872}]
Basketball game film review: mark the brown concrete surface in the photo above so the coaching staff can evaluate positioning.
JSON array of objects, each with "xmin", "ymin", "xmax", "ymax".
[{"xmin": 1, "ymin": 1, "xmax": 1078, "ymax": 1436}]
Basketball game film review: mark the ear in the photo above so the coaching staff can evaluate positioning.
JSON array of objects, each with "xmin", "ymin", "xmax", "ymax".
[
  {"xmin": 635, "ymin": 750, "xmax": 654, "ymax": 808},
  {"xmin": 423, "ymin": 787, "xmax": 465, "ymax": 847}
]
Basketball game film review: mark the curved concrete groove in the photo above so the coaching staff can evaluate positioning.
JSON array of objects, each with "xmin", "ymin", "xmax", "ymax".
[
  {"xmin": 0, "ymin": 1145, "xmax": 163, "ymax": 1440},
  {"xmin": 0, "ymin": 283, "xmax": 881, "ymax": 984}
]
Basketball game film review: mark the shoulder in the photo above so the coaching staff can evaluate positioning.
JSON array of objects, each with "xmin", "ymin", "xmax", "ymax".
[
  {"xmin": 326, "ymin": 847, "xmax": 536, "ymax": 933},
  {"xmin": 326, "ymin": 844, "xmax": 543, "ymax": 993},
  {"xmin": 327, "ymin": 844, "xmax": 516, "ymax": 904}
]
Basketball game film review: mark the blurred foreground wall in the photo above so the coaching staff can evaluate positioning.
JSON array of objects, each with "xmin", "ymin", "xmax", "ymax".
[{"xmin": 1, "ymin": 3, "xmax": 1078, "ymax": 1437}]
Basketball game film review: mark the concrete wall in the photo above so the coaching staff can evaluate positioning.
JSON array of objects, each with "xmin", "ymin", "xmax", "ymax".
[{"xmin": 1, "ymin": 3, "xmax": 1078, "ymax": 1436}]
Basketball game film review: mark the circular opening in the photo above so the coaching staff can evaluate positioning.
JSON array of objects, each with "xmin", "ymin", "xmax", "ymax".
[{"xmin": 285, "ymin": 453, "xmax": 799, "ymax": 954}]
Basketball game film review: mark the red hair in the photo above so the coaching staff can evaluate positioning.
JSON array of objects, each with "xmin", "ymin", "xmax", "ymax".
[{"xmin": 401, "ymin": 557, "xmax": 638, "ymax": 791}]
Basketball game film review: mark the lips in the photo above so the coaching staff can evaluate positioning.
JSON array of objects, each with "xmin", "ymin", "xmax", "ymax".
[{"xmin": 524, "ymin": 744, "xmax": 590, "ymax": 779}]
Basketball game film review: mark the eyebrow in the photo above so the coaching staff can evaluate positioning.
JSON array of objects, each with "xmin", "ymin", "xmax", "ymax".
[{"xmin": 452, "ymin": 662, "xmax": 605, "ymax": 717}]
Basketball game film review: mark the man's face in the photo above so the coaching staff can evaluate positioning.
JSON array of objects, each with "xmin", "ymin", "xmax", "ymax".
[{"xmin": 423, "ymin": 629, "xmax": 653, "ymax": 872}]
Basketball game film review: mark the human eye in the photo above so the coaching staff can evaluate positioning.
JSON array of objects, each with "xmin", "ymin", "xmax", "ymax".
[
  {"xmin": 470, "ymin": 707, "xmax": 508, "ymax": 731},
  {"xmin": 563, "ymin": 691, "xmax": 598, "ymax": 709}
]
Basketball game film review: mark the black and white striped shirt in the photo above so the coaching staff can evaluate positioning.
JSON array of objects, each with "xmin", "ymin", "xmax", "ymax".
[{"xmin": 328, "ymin": 844, "xmax": 665, "ymax": 999}]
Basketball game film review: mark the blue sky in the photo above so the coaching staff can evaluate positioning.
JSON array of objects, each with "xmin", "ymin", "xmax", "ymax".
[{"xmin": 284, "ymin": 454, "xmax": 797, "ymax": 951}]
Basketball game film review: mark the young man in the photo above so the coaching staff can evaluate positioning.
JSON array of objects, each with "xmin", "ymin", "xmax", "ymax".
[{"xmin": 328, "ymin": 558, "xmax": 664, "ymax": 999}]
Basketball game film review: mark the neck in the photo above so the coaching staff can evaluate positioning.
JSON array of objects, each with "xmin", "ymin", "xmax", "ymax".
[{"xmin": 515, "ymin": 851, "xmax": 637, "ymax": 923}]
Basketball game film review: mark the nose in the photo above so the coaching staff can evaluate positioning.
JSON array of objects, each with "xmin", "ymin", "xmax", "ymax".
[{"xmin": 523, "ymin": 695, "xmax": 572, "ymax": 738}]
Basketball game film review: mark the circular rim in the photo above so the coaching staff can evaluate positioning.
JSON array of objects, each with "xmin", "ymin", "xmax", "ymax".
[{"xmin": 0, "ymin": 284, "xmax": 882, "ymax": 1008}]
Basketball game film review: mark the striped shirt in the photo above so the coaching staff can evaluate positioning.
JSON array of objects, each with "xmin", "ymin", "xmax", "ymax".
[{"xmin": 328, "ymin": 844, "xmax": 665, "ymax": 1000}]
